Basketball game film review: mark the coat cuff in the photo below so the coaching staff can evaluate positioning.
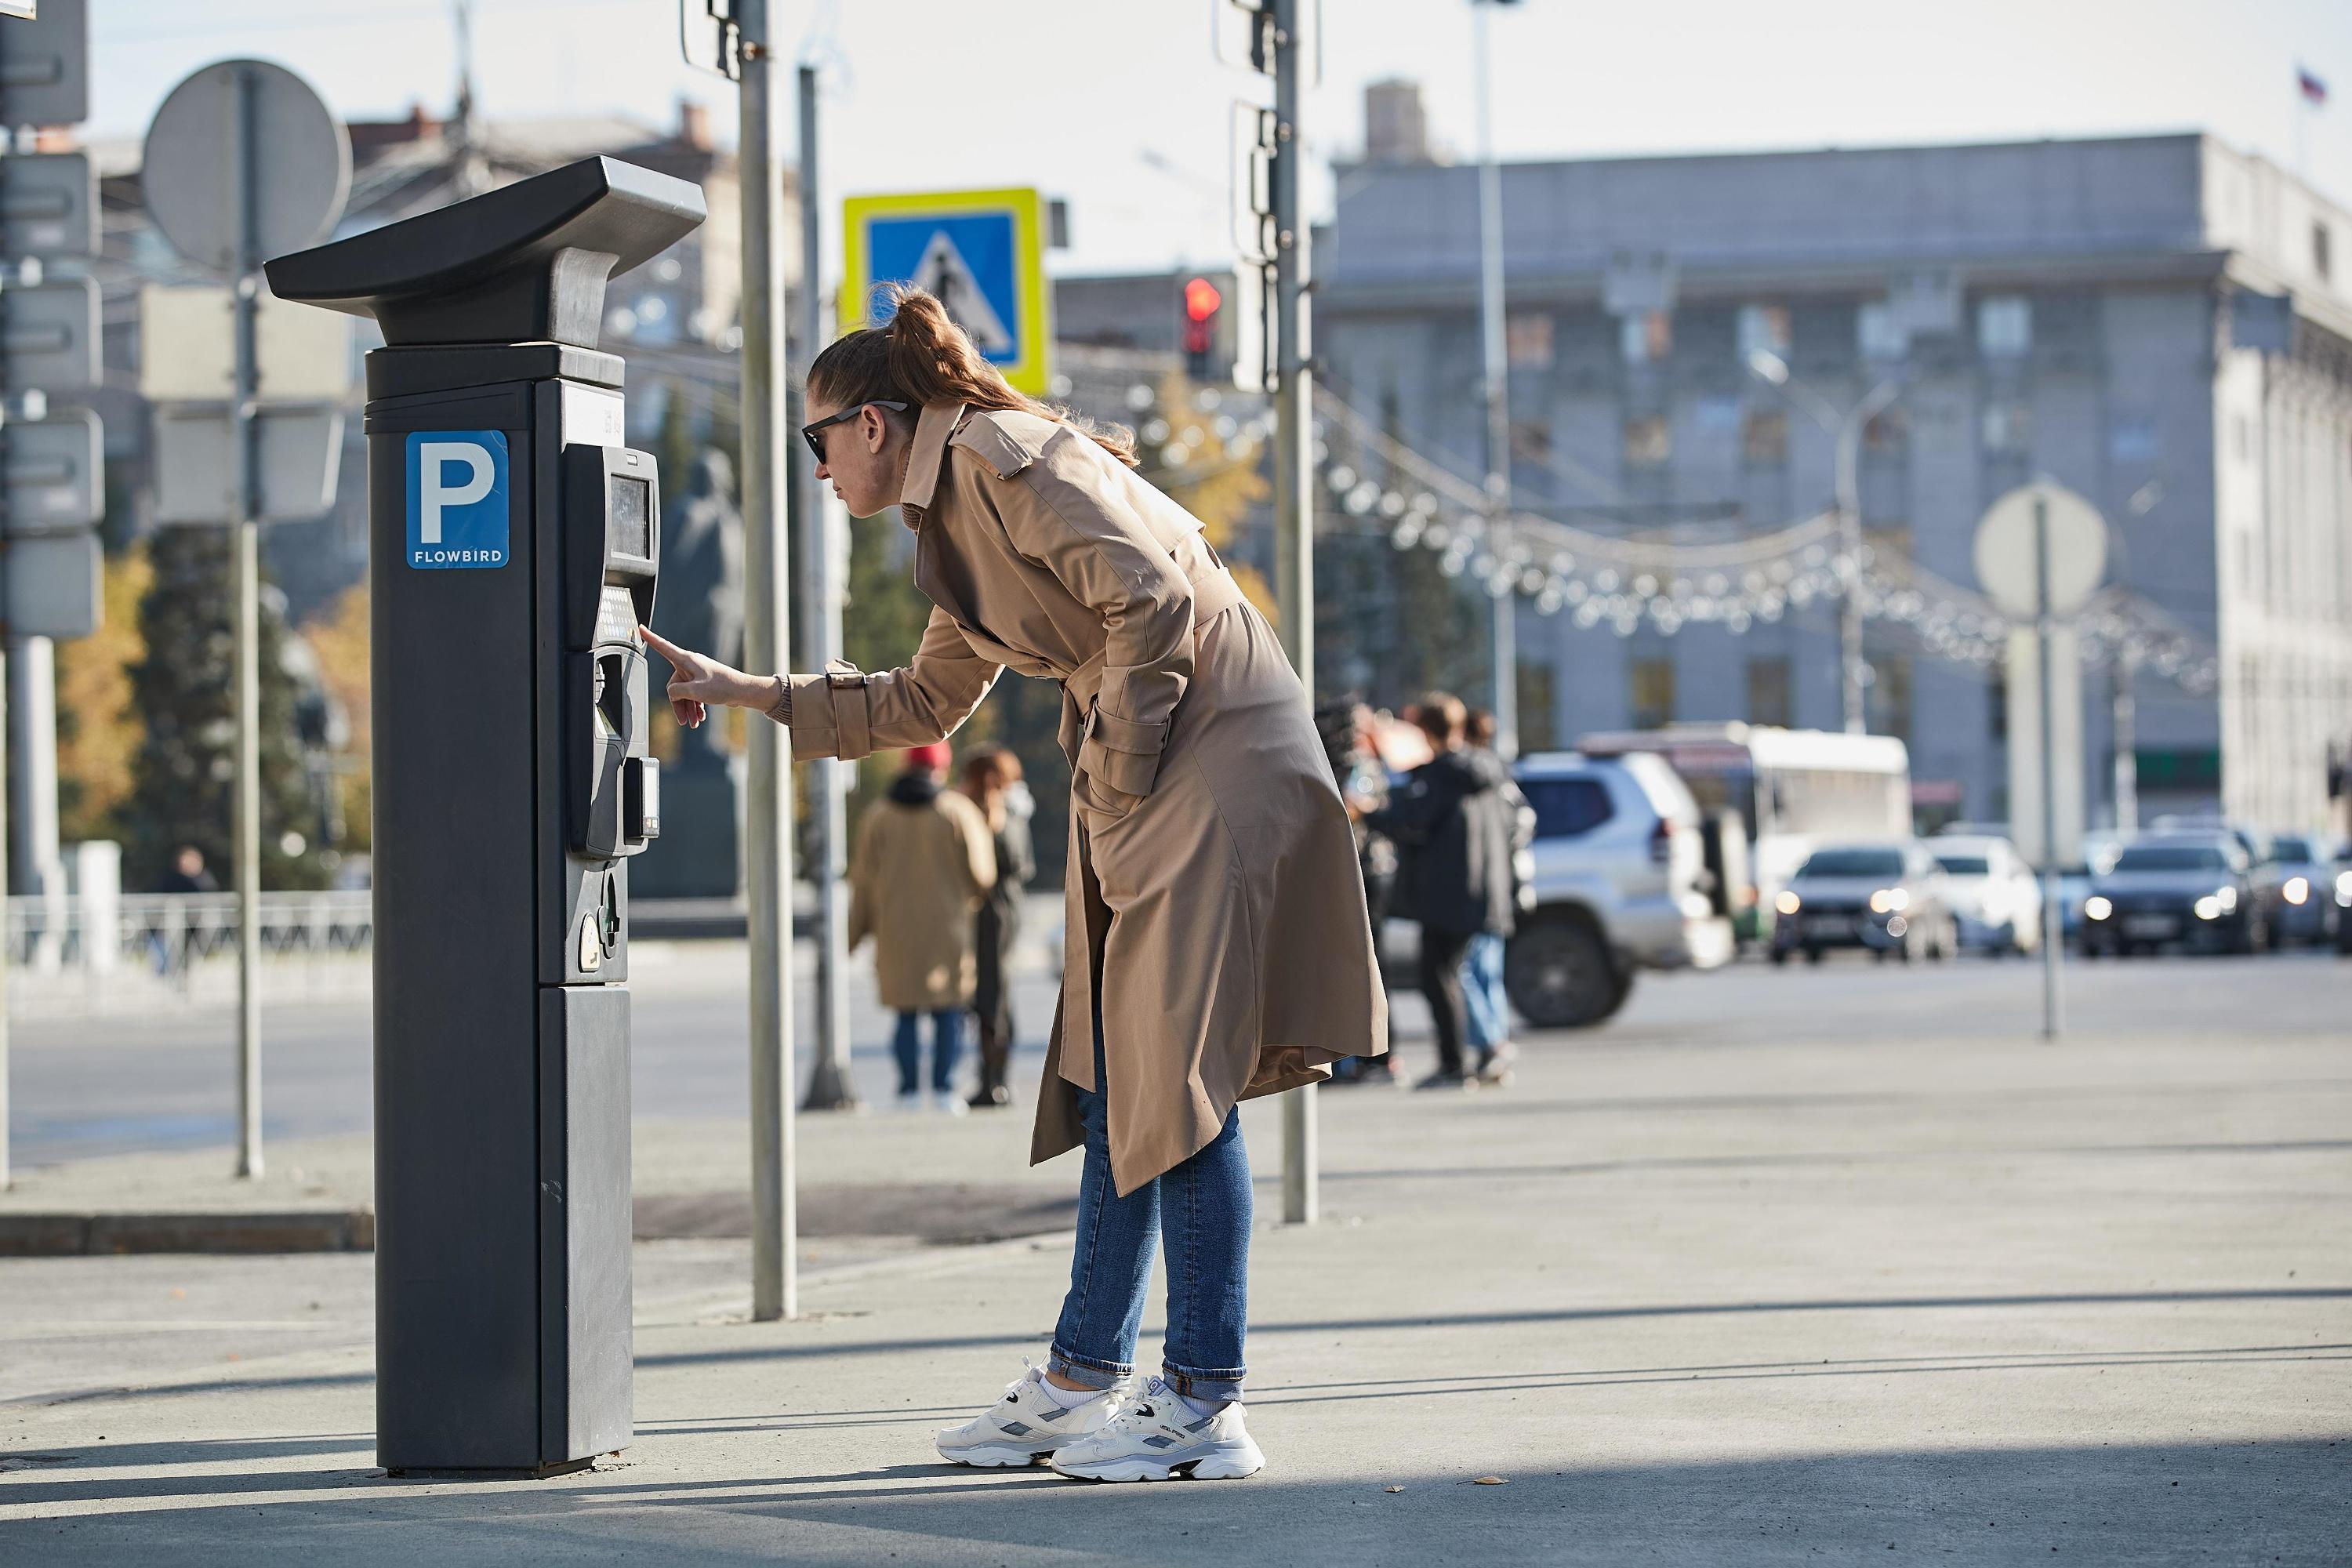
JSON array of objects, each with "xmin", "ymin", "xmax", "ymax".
[
  {"xmin": 1080, "ymin": 706, "xmax": 1169, "ymax": 799},
  {"xmin": 783, "ymin": 661, "xmax": 877, "ymax": 762}
]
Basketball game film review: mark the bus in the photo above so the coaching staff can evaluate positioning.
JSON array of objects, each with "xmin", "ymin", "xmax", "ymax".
[{"xmin": 1574, "ymin": 723, "xmax": 1913, "ymax": 943}]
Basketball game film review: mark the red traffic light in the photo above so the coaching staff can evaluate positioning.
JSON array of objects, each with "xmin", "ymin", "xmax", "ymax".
[{"xmin": 1184, "ymin": 277, "xmax": 1221, "ymax": 322}]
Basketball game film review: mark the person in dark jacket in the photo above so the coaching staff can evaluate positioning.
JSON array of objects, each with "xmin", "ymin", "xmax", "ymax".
[
  {"xmin": 1358, "ymin": 693, "xmax": 1519, "ymax": 1090},
  {"xmin": 960, "ymin": 745, "xmax": 1036, "ymax": 1109}
]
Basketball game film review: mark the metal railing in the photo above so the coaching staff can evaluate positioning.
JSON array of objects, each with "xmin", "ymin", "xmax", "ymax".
[{"xmin": 5, "ymin": 891, "xmax": 373, "ymax": 1018}]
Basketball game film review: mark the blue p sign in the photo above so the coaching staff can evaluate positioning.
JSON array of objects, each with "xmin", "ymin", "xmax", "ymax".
[{"xmin": 406, "ymin": 431, "xmax": 510, "ymax": 568}]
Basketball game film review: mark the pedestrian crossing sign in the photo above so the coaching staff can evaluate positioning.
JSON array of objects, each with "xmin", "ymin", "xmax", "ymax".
[{"xmin": 843, "ymin": 187, "xmax": 1053, "ymax": 395}]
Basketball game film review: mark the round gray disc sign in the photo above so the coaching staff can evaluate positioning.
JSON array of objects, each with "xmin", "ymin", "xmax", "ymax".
[
  {"xmin": 1972, "ymin": 480, "xmax": 2107, "ymax": 619},
  {"xmin": 143, "ymin": 59, "xmax": 350, "ymax": 276}
]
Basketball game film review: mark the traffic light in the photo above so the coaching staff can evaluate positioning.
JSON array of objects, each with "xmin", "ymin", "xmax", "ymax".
[{"xmin": 1182, "ymin": 274, "xmax": 1221, "ymax": 379}]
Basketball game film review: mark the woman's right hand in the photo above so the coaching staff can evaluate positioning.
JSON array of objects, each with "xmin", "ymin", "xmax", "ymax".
[{"xmin": 638, "ymin": 627, "xmax": 767, "ymax": 728}]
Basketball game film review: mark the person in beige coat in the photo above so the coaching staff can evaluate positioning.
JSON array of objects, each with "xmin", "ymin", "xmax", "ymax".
[
  {"xmin": 641, "ymin": 287, "xmax": 1386, "ymax": 1483},
  {"xmin": 850, "ymin": 739, "xmax": 996, "ymax": 1112}
]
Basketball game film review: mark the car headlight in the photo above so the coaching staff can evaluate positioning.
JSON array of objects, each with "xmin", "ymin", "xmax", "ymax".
[
  {"xmin": 1774, "ymin": 889, "xmax": 1801, "ymax": 916},
  {"xmin": 2084, "ymin": 895, "xmax": 2112, "ymax": 920},
  {"xmin": 2194, "ymin": 895, "xmax": 2221, "ymax": 920},
  {"xmin": 2337, "ymin": 869, "xmax": 2352, "ymax": 907},
  {"xmin": 1867, "ymin": 887, "xmax": 1910, "ymax": 915},
  {"xmin": 2283, "ymin": 876, "xmax": 2309, "ymax": 906},
  {"xmin": 2215, "ymin": 885, "xmax": 2238, "ymax": 914}
]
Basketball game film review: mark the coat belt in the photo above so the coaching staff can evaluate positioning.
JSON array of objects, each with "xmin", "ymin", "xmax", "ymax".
[{"xmin": 1056, "ymin": 566, "xmax": 1247, "ymax": 768}]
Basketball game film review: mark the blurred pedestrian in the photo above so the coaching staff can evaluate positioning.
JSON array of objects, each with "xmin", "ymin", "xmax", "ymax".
[
  {"xmin": 1359, "ymin": 693, "xmax": 1520, "ymax": 1090},
  {"xmin": 153, "ymin": 844, "xmax": 218, "ymax": 978},
  {"xmin": 1461, "ymin": 709, "xmax": 1535, "ymax": 1087},
  {"xmin": 641, "ymin": 285, "xmax": 1385, "ymax": 1482},
  {"xmin": 848, "ymin": 740, "xmax": 996, "ymax": 1113},
  {"xmin": 960, "ymin": 745, "xmax": 1036, "ymax": 1109},
  {"xmin": 1322, "ymin": 701, "xmax": 1401, "ymax": 1087}
]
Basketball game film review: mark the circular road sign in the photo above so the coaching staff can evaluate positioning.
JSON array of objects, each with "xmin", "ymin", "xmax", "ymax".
[
  {"xmin": 143, "ymin": 59, "xmax": 350, "ymax": 277},
  {"xmin": 1972, "ymin": 480, "xmax": 2107, "ymax": 619}
]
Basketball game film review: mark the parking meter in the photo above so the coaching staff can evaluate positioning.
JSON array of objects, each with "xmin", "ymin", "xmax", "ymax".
[{"xmin": 268, "ymin": 156, "xmax": 703, "ymax": 1476}]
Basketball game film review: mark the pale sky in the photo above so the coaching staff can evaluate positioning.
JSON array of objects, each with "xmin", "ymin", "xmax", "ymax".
[{"xmin": 88, "ymin": 0, "xmax": 2352, "ymax": 278}]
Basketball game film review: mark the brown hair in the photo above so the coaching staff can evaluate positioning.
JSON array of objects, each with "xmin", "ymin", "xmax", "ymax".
[
  {"xmin": 808, "ymin": 285, "xmax": 1137, "ymax": 466},
  {"xmin": 1414, "ymin": 691, "xmax": 1468, "ymax": 749},
  {"xmin": 959, "ymin": 745, "xmax": 1024, "ymax": 832}
]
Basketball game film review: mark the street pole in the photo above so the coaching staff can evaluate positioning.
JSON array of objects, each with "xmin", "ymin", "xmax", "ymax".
[
  {"xmin": 2112, "ymin": 650, "xmax": 2139, "ymax": 835},
  {"xmin": 1472, "ymin": 0, "xmax": 1516, "ymax": 759},
  {"xmin": 0, "ymin": 612, "xmax": 10, "ymax": 1189},
  {"xmin": 1832, "ymin": 379, "xmax": 1900, "ymax": 737},
  {"xmin": 796, "ymin": 60, "xmax": 857, "ymax": 1114},
  {"xmin": 739, "ymin": 0, "xmax": 797, "ymax": 1319},
  {"xmin": 230, "ymin": 64, "xmax": 264, "ymax": 1178},
  {"xmin": 2034, "ymin": 492, "xmax": 2063, "ymax": 1042},
  {"xmin": 1271, "ymin": 0, "xmax": 1316, "ymax": 1226}
]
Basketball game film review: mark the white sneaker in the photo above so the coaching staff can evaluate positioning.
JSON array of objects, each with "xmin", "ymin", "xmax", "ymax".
[
  {"xmin": 931, "ymin": 1090, "xmax": 970, "ymax": 1118},
  {"xmin": 935, "ymin": 1365, "xmax": 1124, "ymax": 1468},
  {"xmin": 1048, "ymin": 1377, "xmax": 1264, "ymax": 1482}
]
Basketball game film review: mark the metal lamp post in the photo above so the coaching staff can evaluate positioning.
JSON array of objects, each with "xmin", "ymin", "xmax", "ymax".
[{"xmin": 1747, "ymin": 349, "xmax": 1899, "ymax": 735}]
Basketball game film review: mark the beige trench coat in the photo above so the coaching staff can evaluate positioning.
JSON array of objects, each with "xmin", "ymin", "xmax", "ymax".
[
  {"xmin": 847, "ymin": 781, "xmax": 996, "ymax": 1011},
  {"xmin": 782, "ymin": 401, "xmax": 1388, "ymax": 1194}
]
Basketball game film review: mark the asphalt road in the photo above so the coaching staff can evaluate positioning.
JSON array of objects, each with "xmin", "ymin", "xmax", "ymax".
[{"xmin": 8, "ymin": 940, "xmax": 2344, "ymax": 1169}]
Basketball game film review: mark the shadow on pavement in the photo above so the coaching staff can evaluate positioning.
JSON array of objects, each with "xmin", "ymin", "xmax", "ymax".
[{"xmin": 3, "ymin": 1438, "xmax": 2345, "ymax": 1565}]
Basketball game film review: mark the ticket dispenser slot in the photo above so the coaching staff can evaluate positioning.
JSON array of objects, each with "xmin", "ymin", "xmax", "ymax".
[{"xmin": 563, "ymin": 443, "xmax": 660, "ymax": 862}]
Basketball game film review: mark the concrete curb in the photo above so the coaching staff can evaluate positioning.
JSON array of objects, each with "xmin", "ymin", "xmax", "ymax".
[{"xmin": 0, "ymin": 1208, "xmax": 376, "ymax": 1256}]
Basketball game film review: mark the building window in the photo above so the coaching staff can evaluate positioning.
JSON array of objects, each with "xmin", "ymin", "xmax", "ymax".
[
  {"xmin": 1745, "ymin": 655, "xmax": 1792, "ymax": 728},
  {"xmin": 1507, "ymin": 311, "xmax": 1555, "ymax": 368},
  {"xmin": 1976, "ymin": 295, "xmax": 2032, "ymax": 358},
  {"xmin": 2110, "ymin": 413, "xmax": 2158, "ymax": 463},
  {"xmin": 1870, "ymin": 653, "xmax": 1913, "ymax": 744},
  {"xmin": 1517, "ymin": 661, "xmax": 1557, "ymax": 753},
  {"xmin": 1630, "ymin": 656, "xmax": 1676, "ymax": 730},
  {"xmin": 1623, "ymin": 413, "xmax": 1671, "ymax": 467},
  {"xmin": 1857, "ymin": 299, "xmax": 1907, "ymax": 361},
  {"xmin": 2316, "ymin": 222, "xmax": 2333, "ymax": 282},
  {"xmin": 1737, "ymin": 303, "xmax": 1791, "ymax": 361},
  {"xmin": 1987, "ymin": 676, "xmax": 2006, "ymax": 743},
  {"xmin": 1981, "ymin": 401, "xmax": 2034, "ymax": 454},
  {"xmin": 1741, "ymin": 407, "xmax": 1788, "ymax": 465},
  {"xmin": 1862, "ymin": 404, "xmax": 1909, "ymax": 454},
  {"xmin": 1509, "ymin": 416, "xmax": 1553, "ymax": 463},
  {"xmin": 1620, "ymin": 310, "xmax": 1672, "ymax": 364}
]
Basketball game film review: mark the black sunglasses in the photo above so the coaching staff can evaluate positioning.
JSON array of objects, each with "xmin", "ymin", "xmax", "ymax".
[{"xmin": 801, "ymin": 400, "xmax": 909, "ymax": 463}]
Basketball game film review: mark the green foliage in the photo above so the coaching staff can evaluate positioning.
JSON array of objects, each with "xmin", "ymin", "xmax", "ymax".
[{"xmin": 122, "ymin": 529, "xmax": 336, "ymax": 892}]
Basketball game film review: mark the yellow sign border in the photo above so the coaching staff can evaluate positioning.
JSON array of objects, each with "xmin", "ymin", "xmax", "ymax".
[{"xmin": 841, "ymin": 187, "xmax": 1053, "ymax": 396}]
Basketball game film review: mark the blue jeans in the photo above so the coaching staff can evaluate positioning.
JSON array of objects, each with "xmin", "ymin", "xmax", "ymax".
[
  {"xmin": 891, "ymin": 1008, "xmax": 966, "ymax": 1095},
  {"xmin": 1047, "ymin": 1021, "xmax": 1251, "ymax": 1403},
  {"xmin": 1463, "ymin": 931, "xmax": 1509, "ymax": 1053}
]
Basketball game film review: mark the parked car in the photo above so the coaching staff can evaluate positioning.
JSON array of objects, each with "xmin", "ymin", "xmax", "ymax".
[
  {"xmin": 2252, "ymin": 833, "xmax": 2340, "ymax": 948},
  {"xmin": 2078, "ymin": 832, "xmax": 2264, "ymax": 956},
  {"xmin": 2333, "ymin": 844, "xmax": 2352, "ymax": 956},
  {"xmin": 1769, "ymin": 841, "xmax": 1958, "ymax": 964},
  {"xmin": 1929, "ymin": 835, "xmax": 2042, "ymax": 954},
  {"xmin": 1489, "ymin": 751, "xmax": 1734, "ymax": 1027}
]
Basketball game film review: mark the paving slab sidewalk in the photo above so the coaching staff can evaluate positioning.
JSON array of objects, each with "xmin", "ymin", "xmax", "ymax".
[{"xmin": 2, "ymin": 1022, "xmax": 2348, "ymax": 1564}]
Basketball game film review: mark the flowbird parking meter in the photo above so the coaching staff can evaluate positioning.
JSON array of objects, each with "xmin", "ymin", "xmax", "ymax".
[{"xmin": 268, "ymin": 156, "xmax": 703, "ymax": 1476}]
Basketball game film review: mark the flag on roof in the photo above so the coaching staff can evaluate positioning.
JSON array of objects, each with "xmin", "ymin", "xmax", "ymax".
[{"xmin": 2299, "ymin": 67, "xmax": 2328, "ymax": 107}]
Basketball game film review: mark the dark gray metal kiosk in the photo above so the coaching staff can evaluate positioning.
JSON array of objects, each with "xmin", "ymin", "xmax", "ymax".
[{"xmin": 267, "ymin": 156, "xmax": 705, "ymax": 1476}]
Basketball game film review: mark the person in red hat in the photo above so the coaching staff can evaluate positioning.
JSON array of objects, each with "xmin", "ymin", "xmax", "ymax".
[{"xmin": 848, "ymin": 740, "xmax": 997, "ymax": 1112}]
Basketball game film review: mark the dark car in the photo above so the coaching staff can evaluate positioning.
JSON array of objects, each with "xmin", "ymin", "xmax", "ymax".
[
  {"xmin": 2078, "ymin": 833, "xmax": 2264, "ymax": 956},
  {"xmin": 1769, "ymin": 842, "xmax": 1956, "ymax": 964},
  {"xmin": 2253, "ymin": 833, "xmax": 2340, "ymax": 948}
]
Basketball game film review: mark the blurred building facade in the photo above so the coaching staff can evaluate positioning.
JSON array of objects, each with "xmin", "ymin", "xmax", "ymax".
[{"xmin": 1319, "ymin": 128, "xmax": 2352, "ymax": 836}]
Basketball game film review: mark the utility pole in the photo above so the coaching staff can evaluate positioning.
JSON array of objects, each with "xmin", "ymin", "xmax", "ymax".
[
  {"xmin": 1472, "ymin": 0, "xmax": 1517, "ymax": 759},
  {"xmin": 2111, "ymin": 650, "xmax": 2139, "ymax": 835},
  {"xmin": 2033, "ymin": 492, "xmax": 2063, "ymax": 1042},
  {"xmin": 738, "ymin": 0, "xmax": 797, "ymax": 1320},
  {"xmin": 796, "ymin": 61, "xmax": 857, "ymax": 1113},
  {"xmin": 229, "ymin": 64, "xmax": 264, "ymax": 1179},
  {"xmin": 1270, "ymin": 0, "xmax": 1316, "ymax": 1227}
]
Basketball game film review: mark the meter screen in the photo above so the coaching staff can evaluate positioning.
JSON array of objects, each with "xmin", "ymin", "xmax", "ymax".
[{"xmin": 612, "ymin": 477, "xmax": 651, "ymax": 559}]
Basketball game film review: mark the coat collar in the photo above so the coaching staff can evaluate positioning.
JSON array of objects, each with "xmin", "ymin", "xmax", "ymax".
[{"xmin": 897, "ymin": 401, "xmax": 967, "ymax": 521}]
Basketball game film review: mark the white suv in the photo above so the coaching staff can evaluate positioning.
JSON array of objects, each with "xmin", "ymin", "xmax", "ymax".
[{"xmin": 1502, "ymin": 752, "xmax": 1734, "ymax": 1026}]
